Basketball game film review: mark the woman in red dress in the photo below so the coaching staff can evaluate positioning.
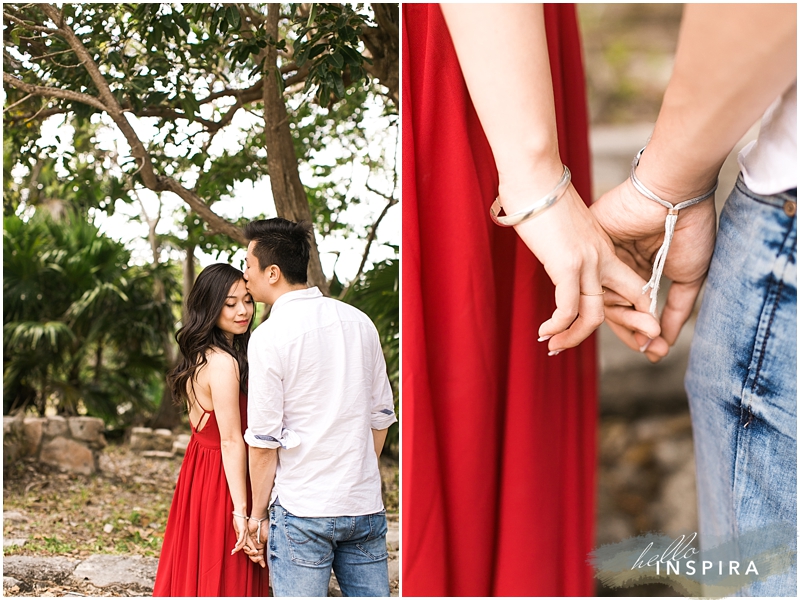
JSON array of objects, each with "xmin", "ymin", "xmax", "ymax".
[
  {"xmin": 402, "ymin": 4, "xmax": 657, "ymax": 596},
  {"xmin": 153, "ymin": 263, "xmax": 269, "ymax": 596}
]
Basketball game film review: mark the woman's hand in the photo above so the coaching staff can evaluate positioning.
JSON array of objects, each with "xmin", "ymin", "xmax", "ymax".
[
  {"xmin": 591, "ymin": 178, "xmax": 717, "ymax": 362},
  {"xmin": 500, "ymin": 176, "xmax": 662, "ymax": 354},
  {"xmin": 231, "ymin": 514, "xmax": 249, "ymax": 555}
]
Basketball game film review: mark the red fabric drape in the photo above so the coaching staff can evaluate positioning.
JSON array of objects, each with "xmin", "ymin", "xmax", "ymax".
[{"xmin": 402, "ymin": 4, "xmax": 596, "ymax": 596}]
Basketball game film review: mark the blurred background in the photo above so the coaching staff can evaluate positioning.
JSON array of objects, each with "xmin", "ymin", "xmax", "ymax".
[{"xmin": 579, "ymin": 4, "xmax": 759, "ymax": 596}]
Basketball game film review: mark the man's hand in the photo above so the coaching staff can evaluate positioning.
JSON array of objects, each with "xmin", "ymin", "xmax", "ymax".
[
  {"xmin": 591, "ymin": 178, "xmax": 717, "ymax": 362},
  {"xmin": 244, "ymin": 517, "xmax": 267, "ymax": 568}
]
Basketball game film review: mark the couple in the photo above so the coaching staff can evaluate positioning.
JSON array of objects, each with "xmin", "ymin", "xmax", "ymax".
[
  {"xmin": 403, "ymin": 3, "xmax": 795, "ymax": 597},
  {"xmin": 153, "ymin": 218, "xmax": 397, "ymax": 597}
]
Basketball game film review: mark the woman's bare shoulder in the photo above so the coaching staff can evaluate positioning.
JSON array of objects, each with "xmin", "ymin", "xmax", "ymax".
[{"xmin": 202, "ymin": 347, "xmax": 240, "ymax": 379}]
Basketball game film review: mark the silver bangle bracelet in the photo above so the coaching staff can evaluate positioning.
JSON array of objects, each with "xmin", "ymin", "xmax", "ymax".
[{"xmin": 489, "ymin": 165, "xmax": 571, "ymax": 227}]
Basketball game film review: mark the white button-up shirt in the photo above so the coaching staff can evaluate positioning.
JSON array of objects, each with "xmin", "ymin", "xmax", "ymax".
[{"xmin": 244, "ymin": 286, "xmax": 397, "ymax": 517}]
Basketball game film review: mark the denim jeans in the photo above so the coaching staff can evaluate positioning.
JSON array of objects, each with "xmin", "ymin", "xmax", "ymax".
[
  {"xmin": 267, "ymin": 502, "xmax": 390, "ymax": 597},
  {"xmin": 686, "ymin": 175, "xmax": 797, "ymax": 596}
]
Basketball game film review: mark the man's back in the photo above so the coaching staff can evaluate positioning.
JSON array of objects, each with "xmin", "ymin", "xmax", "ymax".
[{"xmin": 245, "ymin": 287, "xmax": 396, "ymax": 517}]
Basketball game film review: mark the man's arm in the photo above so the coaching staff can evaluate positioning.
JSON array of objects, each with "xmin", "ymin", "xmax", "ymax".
[
  {"xmin": 242, "ymin": 446, "xmax": 276, "ymax": 568},
  {"xmin": 592, "ymin": 4, "xmax": 796, "ymax": 360},
  {"xmin": 372, "ymin": 428, "xmax": 389, "ymax": 460}
]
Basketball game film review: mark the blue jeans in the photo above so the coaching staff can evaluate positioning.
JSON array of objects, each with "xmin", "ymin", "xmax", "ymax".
[
  {"xmin": 267, "ymin": 502, "xmax": 390, "ymax": 597},
  {"xmin": 686, "ymin": 175, "xmax": 797, "ymax": 596}
]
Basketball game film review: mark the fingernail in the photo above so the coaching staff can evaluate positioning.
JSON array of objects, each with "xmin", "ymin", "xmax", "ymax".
[
  {"xmin": 548, "ymin": 350, "xmax": 561, "ymax": 357},
  {"xmin": 639, "ymin": 338, "xmax": 653, "ymax": 353},
  {"xmin": 538, "ymin": 335, "xmax": 552, "ymax": 342}
]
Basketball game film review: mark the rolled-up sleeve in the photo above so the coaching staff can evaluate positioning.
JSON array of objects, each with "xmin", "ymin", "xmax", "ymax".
[
  {"xmin": 370, "ymin": 332, "xmax": 397, "ymax": 430},
  {"xmin": 244, "ymin": 331, "xmax": 286, "ymax": 449}
]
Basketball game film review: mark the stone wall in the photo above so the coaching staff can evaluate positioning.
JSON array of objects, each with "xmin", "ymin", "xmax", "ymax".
[
  {"xmin": 3, "ymin": 415, "xmax": 106, "ymax": 475},
  {"xmin": 129, "ymin": 427, "xmax": 190, "ymax": 458}
]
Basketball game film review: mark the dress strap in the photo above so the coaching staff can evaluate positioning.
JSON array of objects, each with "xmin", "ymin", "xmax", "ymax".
[{"xmin": 190, "ymin": 400, "xmax": 213, "ymax": 432}]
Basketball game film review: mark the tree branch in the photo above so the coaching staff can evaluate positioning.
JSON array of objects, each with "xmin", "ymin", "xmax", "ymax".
[
  {"xmin": 340, "ymin": 194, "xmax": 398, "ymax": 299},
  {"xmin": 2, "ymin": 10, "xmax": 60, "ymax": 34},
  {"xmin": 3, "ymin": 72, "xmax": 106, "ymax": 112},
  {"xmin": 21, "ymin": 4, "xmax": 246, "ymax": 245}
]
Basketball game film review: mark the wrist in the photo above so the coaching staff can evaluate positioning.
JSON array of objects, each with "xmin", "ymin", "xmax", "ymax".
[
  {"xmin": 496, "ymin": 155, "xmax": 565, "ymax": 214},
  {"xmin": 635, "ymin": 141, "xmax": 720, "ymax": 204}
]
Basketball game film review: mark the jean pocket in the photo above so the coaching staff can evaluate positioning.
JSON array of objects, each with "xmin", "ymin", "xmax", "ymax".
[
  {"xmin": 356, "ymin": 511, "xmax": 388, "ymax": 560},
  {"xmin": 283, "ymin": 511, "xmax": 334, "ymax": 567}
]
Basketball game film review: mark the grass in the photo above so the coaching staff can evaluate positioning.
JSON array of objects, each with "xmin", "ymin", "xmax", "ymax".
[
  {"xmin": 5, "ymin": 443, "xmax": 400, "ymax": 560},
  {"xmin": 3, "ymin": 444, "xmax": 176, "ymax": 559}
]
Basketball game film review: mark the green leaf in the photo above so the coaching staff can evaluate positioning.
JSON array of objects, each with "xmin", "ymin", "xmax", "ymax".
[
  {"xmin": 309, "ymin": 44, "xmax": 326, "ymax": 60},
  {"xmin": 226, "ymin": 6, "xmax": 241, "ymax": 29},
  {"xmin": 306, "ymin": 4, "xmax": 317, "ymax": 28}
]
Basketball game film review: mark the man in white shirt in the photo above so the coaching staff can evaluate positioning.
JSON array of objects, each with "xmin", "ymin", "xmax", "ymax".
[{"xmin": 240, "ymin": 218, "xmax": 397, "ymax": 597}]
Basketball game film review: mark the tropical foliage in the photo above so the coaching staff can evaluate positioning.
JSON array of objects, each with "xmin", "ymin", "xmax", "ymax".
[{"xmin": 3, "ymin": 210, "xmax": 176, "ymax": 425}]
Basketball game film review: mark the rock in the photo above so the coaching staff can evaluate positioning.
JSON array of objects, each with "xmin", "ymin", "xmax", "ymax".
[
  {"xmin": 140, "ymin": 450, "xmax": 175, "ymax": 459},
  {"xmin": 386, "ymin": 525, "xmax": 399, "ymax": 552},
  {"xmin": 3, "ymin": 576, "xmax": 22, "ymax": 590},
  {"xmin": 387, "ymin": 551, "xmax": 400, "ymax": 584},
  {"xmin": 23, "ymin": 417, "xmax": 46, "ymax": 456},
  {"xmin": 151, "ymin": 429, "xmax": 175, "ymax": 452},
  {"xmin": 40, "ymin": 437, "xmax": 95, "ymax": 475},
  {"xmin": 653, "ymin": 435, "xmax": 694, "ymax": 471},
  {"xmin": 3, "ymin": 538, "xmax": 27, "ymax": 548},
  {"xmin": 3, "ymin": 415, "xmax": 24, "ymax": 467},
  {"xmin": 172, "ymin": 434, "xmax": 190, "ymax": 455},
  {"xmin": 3, "ymin": 510, "xmax": 29, "ymax": 523},
  {"xmin": 129, "ymin": 427, "xmax": 153, "ymax": 451},
  {"xmin": 44, "ymin": 416, "xmax": 69, "ymax": 437},
  {"xmin": 650, "ymin": 458, "xmax": 698, "ymax": 536},
  {"xmin": 72, "ymin": 554, "xmax": 158, "ymax": 589},
  {"xmin": 2, "ymin": 555, "xmax": 80, "ymax": 582},
  {"xmin": 68, "ymin": 417, "xmax": 106, "ymax": 448}
]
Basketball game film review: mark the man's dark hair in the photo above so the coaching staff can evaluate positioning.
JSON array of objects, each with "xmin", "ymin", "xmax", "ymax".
[{"xmin": 243, "ymin": 218, "xmax": 311, "ymax": 284}]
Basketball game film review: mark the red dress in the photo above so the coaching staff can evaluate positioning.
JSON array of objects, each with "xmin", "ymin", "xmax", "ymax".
[
  {"xmin": 153, "ymin": 391, "xmax": 270, "ymax": 597},
  {"xmin": 402, "ymin": 4, "xmax": 597, "ymax": 596}
]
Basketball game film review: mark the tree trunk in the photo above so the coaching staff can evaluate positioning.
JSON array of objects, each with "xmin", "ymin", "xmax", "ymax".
[
  {"xmin": 183, "ymin": 243, "xmax": 196, "ymax": 302},
  {"xmin": 148, "ymin": 376, "xmax": 183, "ymax": 430},
  {"xmin": 262, "ymin": 5, "xmax": 329, "ymax": 294}
]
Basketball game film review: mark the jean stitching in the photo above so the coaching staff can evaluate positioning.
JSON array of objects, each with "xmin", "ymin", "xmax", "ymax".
[
  {"xmin": 748, "ymin": 218, "xmax": 795, "ymax": 400},
  {"xmin": 282, "ymin": 512, "xmax": 334, "ymax": 566},
  {"xmin": 355, "ymin": 542, "xmax": 389, "ymax": 561}
]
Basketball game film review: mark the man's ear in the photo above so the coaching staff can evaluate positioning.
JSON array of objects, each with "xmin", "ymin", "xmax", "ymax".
[{"xmin": 267, "ymin": 264, "xmax": 282, "ymax": 284}]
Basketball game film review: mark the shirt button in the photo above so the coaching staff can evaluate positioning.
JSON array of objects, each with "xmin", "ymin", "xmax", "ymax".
[{"xmin": 784, "ymin": 200, "xmax": 797, "ymax": 217}]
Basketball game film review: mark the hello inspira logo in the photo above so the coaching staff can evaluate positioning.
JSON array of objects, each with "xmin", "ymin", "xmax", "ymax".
[{"xmin": 588, "ymin": 524, "xmax": 796, "ymax": 596}]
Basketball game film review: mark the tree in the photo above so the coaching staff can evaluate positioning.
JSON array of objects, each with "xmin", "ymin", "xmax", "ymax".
[
  {"xmin": 3, "ymin": 3, "xmax": 399, "ymax": 293},
  {"xmin": 3, "ymin": 3, "xmax": 399, "ymax": 427}
]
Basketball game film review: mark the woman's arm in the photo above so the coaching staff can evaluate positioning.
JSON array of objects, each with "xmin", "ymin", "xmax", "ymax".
[
  {"xmin": 440, "ymin": 4, "xmax": 660, "ymax": 351},
  {"xmin": 206, "ymin": 350, "xmax": 249, "ymax": 552}
]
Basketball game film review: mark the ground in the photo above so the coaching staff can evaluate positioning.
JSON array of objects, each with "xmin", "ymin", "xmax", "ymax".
[{"xmin": 3, "ymin": 443, "xmax": 399, "ymax": 596}]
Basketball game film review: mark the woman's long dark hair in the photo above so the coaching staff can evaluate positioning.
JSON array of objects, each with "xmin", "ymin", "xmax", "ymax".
[{"xmin": 168, "ymin": 263, "xmax": 252, "ymax": 409}]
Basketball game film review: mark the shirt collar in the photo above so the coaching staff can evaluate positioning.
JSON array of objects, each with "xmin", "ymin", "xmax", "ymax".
[{"xmin": 271, "ymin": 286, "xmax": 323, "ymax": 312}]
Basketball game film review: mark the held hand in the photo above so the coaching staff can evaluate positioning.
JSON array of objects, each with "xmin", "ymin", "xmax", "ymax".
[
  {"xmin": 503, "ymin": 180, "xmax": 661, "ymax": 353},
  {"xmin": 245, "ymin": 517, "xmax": 267, "ymax": 568},
  {"xmin": 231, "ymin": 514, "xmax": 249, "ymax": 555},
  {"xmin": 591, "ymin": 178, "xmax": 717, "ymax": 362}
]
